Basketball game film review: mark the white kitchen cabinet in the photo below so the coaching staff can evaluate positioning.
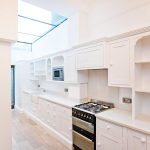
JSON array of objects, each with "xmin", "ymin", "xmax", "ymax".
[
  {"xmin": 65, "ymin": 53, "xmax": 78, "ymax": 83},
  {"xmin": 64, "ymin": 53, "xmax": 88, "ymax": 83},
  {"xmin": 108, "ymin": 39, "xmax": 131, "ymax": 87},
  {"xmin": 58, "ymin": 106, "xmax": 72, "ymax": 140},
  {"xmin": 36, "ymin": 98, "xmax": 72, "ymax": 142},
  {"xmin": 38, "ymin": 98, "xmax": 50, "ymax": 125},
  {"xmin": 34, "ymin": 59, "xmax": 46, "ymax": 76},
  {"xmin": 22, "ymin": 92, "xmax": 32, "ymax": 113},
  {"xmin": 97, "ymin": 134, "xmax": 122, "ymax": 150},
  {"xmin": 76, "ymin": 43, "xmax": 107, "ymax": 70},
  {"xmin": 96, "ymin": 119, "xmax": 123, "ymax": 150},
  {"xmin": 147, "ymin": 136, "xmax": 150, "ymax": 150},
  {"xmin": 128, "ymin": 129, "xmax": 147, "ymax": 150},
  {"xmin": 30, "ymin": 95, "xmax": 39, "ymax": 118}
]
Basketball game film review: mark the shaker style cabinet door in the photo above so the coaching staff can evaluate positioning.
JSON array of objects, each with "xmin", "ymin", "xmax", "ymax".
[
  {"xmin": 147, "ymin": 136, "xmax": 150, "ymax": 150},
  {"xmin": 108, "ymin": 40, "xmax": 131, "ymax": 87},
  {"xmin": 97, "ymin": 134, "xmax": 122, "ymax": 150},
  {"xmin": 96, "ymin": 119, "xmax": 123, "ymax": 150},
  {"xmin": 127, "ymin": 129, "xmax": 147, "ymax": 150},
  {"xmin": 76, "ymin": 45, "xmax": 104, "ymax": 70},
  {"xmin": 64, "ymin": 54, "xmax": 78, "ymax": 83}
]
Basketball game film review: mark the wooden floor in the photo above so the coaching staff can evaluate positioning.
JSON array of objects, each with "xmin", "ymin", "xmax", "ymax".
[{"xmin": 12, "ymin": 110, "xmax": 69, "ymax": 150}]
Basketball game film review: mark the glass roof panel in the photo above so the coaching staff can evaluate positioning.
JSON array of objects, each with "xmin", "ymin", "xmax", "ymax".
[
  {"xmin": 18, "ymin": 0, "xmax": 67, "ymax": 25},
  {"xmin": 17, "ymin": 0, "xmax": 67, "ymax": 44},
  {"xmin": 18, "ymin": 33, "xmax": 39, "ymax": 43},
  {"xmin": 13, "ymin": 42, "xmax": 32, "ymax": 51},
  {"xmin": 18, "ymin": 16, "xmax": 54, "ymax": 36}
]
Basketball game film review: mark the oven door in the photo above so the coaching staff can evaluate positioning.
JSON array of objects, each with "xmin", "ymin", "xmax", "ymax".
[
  {"xmin": 73, "ymin": 117, "xmax": 95, "ymax": 150},
  {"xmin": 72, "ymin": 117, "xmax": 94, "ymax": 134},
  {"xmin": 73, "ymin": 131, "xmax": 94, "ymax": 150}
]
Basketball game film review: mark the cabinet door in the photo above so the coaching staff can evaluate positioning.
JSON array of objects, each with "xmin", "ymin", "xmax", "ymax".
[
  {"xmin": 147, "ymin": 136, "xmax": 150, "ymax": 150},
  {"xmin": 23, "ymin": 93, "xmax": 32, "ymax": 113},
  {"xmin": 76, "ymin": 45, "xmax": 104, "ymax": 69},
  {"xmin": 96, "ymin": 119, "xmax": 123, "ymax": 150},
  {"xmin": 38, "ymin": 99, "xmax": 49, "ymax": 124},
  {"xmin": 108, "ymin": 40, "xmax": 131, "ymax": 87},
  {"xmin": 128, "ymin": 129, "xmax": 147, "ymax": 150},
  {"xmin": 59, "ymin": 107, "xmax": 72, "ymax": 140},
  {"xmin": 65, "ymin": 54, "xmax": 78, "ymax": 83},
  {"xmin": 97, "ymin": 133, "xmax": 122, "ymax": 150}
]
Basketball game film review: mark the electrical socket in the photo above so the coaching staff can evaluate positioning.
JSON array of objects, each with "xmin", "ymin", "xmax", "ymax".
[
  {"xmin": 64, "ymin": 88, "xmax": 68, "ymax": 92},
  {"xmin": 122, "ymin": 97, "xmax": 132, "ymax": 104}
]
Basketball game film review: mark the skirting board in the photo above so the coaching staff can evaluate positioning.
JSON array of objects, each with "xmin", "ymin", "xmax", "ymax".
[{"xmin": 15, "ymin": 108, "xmax": 72, "ymax": 150}]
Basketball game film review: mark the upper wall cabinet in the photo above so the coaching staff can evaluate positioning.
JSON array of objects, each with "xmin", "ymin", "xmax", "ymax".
[
  {"xmin": 52, "ymin": 55, "xmax": 64, "ymax": 67},
  {"xmin": 64, "ymin": 52, "xmax": 88, "ymax": 83},
  {"xmin": 76, "ymin": 42, "xmax": 108, "ymax": 70},
  {"xmin": 34, "ymin": 59, "xmax": 46, "ymax": 76},
  {"xmin": 108, "ymin": 39, "xmax": 132, "ymax": 87}
]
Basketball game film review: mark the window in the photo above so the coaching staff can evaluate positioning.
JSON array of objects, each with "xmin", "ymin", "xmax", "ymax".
[{"xmin": 16, "ymin": 0, "xmax": 67, "ymax": 51}]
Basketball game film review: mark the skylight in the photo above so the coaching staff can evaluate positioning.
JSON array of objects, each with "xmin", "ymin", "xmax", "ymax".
[{"xmin": 16, "ymin": 0, "xmax": 67, "ymax": 50}]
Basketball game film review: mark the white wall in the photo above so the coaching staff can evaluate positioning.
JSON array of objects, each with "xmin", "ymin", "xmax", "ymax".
[
  {"xmin": 11, "ymin": 48, "xmax": 32, "ymax": 65},
  {"xmin": 0, "ymin": 42, "xmax": 12, "ymax": 150},
  {"xmin": 0, "ymin": 0, "xmax": 17, "ymax": 41},
  {"xmin": 88, "ymin": 70, "xmax": 132, "ymax": 111},
  {"xmin": 32, "ymin": 21, "xmax": 70, "ymax": 58},
  {"xmin": 87, "ymin": 0, "xmax": 150, "ymax": 41},
  {"xmin": 0, "ymin": 1, "xmax": 18, "ymax": 149}
]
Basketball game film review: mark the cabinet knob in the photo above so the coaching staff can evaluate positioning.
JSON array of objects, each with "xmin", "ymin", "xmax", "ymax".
[
  {"xmin": 97, "ymin": 142, "xmax": 101, "ymax": 147},
  {"xmin": 141, "ymin": 138, "xmax": 146, "ymax": 143},
  {"xmin": 110, "ymin": 63, "xmax": 113, "ymax": 67},
  {"xmin": 106, "ymin": 125, "xmax": 110, "ymax": 129},
  {"xmin": 69, "ymin": 128, "xmax": 72, "ymax": 131}
]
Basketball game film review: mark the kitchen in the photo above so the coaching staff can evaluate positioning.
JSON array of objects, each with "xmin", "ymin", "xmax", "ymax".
[{"xmin": 1, "ymin": 0, "xmax": 150, "ymax": 150}]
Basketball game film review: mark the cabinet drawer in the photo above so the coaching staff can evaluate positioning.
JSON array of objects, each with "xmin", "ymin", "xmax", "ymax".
[
  {"xmin": 58, "ymin": 105, "xmax": 72, "ymax": 117},
  {"xmin": 97, "ymin": 119, "xmax": 123, "ymax": 138}
]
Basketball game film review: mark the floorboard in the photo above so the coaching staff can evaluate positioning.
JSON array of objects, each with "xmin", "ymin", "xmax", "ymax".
[{"xmin": 12, "ymin": 110, "xmax": 69, "ymax": 150}]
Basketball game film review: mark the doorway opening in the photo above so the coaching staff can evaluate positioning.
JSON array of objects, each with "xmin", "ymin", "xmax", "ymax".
[{"xmin": 11, "ymin": 65, "xmax": 15, "ymax": 109}]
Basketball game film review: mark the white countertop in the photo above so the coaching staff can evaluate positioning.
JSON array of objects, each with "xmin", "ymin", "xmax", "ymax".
[
  {"xmin": 96, "ymin": 108, "xmax": 150, "ymax": 135},
  {"xmin": 23, "ymin": 90, "xmax": 80, "ymax": 109}
]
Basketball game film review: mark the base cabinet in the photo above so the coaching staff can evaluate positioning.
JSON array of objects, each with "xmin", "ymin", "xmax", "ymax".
[
  {"xmin": 128, "ymin": 129, "xmax": 147, "ymax": 150},
  {"xmin": 97, "ymin": 134, "xmax": 122, "ymax": 150},
  {"xmin": 147, "ymin": 136, "xmax": 150, "ymax": 150},
  {"xmin": 96, "ymin": 119, "xmax": 123, "ymax": 150},
  {"xmin": 24, "ymin": 97, "xmax": 72, "ymax": 144},
  {"xmin": 96, "ymin": 118, "xmax": 149, "ymax": 150}
]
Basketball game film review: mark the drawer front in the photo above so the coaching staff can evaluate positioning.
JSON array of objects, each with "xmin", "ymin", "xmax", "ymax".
[
  {"xmin": 97, "ymin": 119, "xmax": 123, "ymax": 138},
  {"xmin": 73, "ymin": 131, "xmax": 94, "ymax": 150}
]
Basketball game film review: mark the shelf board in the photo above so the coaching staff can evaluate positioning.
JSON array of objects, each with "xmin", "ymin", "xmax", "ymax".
[
  {"xmin": 135, "ymin": 88, "xmax": 150, "ymax": 93},
  {"xmin": 35, "ymin": 74, "xmax": 46, "ymax": 76},
  {"xmin": 46, "ymin": 80, "xmax": 80, "ymax": 84},
  {"xmin": 135, "ymin": 60, "xmax": 150, "ymax": 64},
  {"xmin": 29, "ymin": 78, "xmax": 39, "ymax": 81}
]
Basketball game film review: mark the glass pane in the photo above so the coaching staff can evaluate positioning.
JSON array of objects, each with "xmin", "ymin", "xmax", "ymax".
[
  {"xmin": 18, "ymin": 33, "xmax": 39, "ymax": 43},
  {"xmin": 18, "ymin": 0, "xmax": 67, "ymax": 25},
  {"xmin": 51, "ymin": 14, "xmax": 67, "ymax": 25},
  {"xmin": 18, "ymin": 16, "xmax": 53, "ymax": 36},
  {"xmin": 18, "ymin": 0, "xmax": 52, "ymax": 24},
  {"xmin": 13, "ymin": 42, "xmax": 32, "ymax": 51},
  {"xmin": 11, "ymin": 67, "xmax": 15, "ymax": 107}
]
